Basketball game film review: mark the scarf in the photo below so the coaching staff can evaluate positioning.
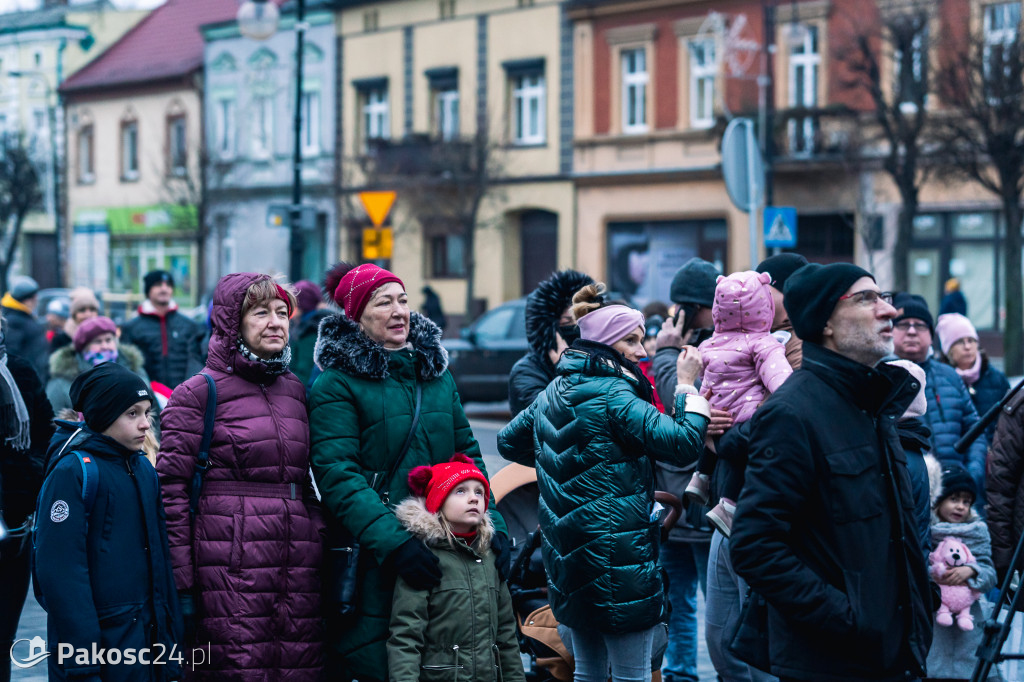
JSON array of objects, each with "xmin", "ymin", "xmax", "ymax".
[
  {"xmin": 0, "ymin": 331, "xmax": 30, "ymax": 451},
  {"xmin": 956, "ymin": 352, "xmax": 983, "ymax": 386},
  {"xmin": 236, "ymin": 338, "xmax": 292, "ymax": 376}
]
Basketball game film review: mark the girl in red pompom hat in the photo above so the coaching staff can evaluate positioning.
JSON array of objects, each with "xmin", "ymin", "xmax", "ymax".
[{"xmin": 387, "ymin": 454, "xmax": 525, "ymax": 682}]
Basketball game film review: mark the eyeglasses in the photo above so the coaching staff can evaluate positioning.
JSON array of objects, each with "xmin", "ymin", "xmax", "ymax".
[
  {"xmin": 838, "ymin": 290, "xmax": 894, "ymax": 306},
  {"xmin": 894, "ymin": 320, "xmax": 930, "ymax": 332}
]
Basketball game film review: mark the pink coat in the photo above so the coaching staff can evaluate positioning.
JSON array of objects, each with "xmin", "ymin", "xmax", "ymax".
[{"xmin": 699, "ymin": 270, "xmax": 792, "ymax": 423}]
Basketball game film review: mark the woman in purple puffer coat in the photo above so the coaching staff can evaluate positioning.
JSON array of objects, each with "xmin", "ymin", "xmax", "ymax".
[{"xmin": 157, "ymin": 273, "xmax": 324, "ymax": 681}]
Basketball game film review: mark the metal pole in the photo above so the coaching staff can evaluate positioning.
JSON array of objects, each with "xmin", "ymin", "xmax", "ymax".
[
  {"xmin": 746, "ymin": 120, "xmax": 759, "ymax": 269},
  {"xmin": 289, "ymin": 0, "xmax": 306, "ymax": 282}
]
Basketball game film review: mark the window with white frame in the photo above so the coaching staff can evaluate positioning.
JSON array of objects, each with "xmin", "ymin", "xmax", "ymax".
[
  {"xmin": 621, "ymin": 48, "xmax": 648, "ymax": 133},
  {"xmin": 984, "ymin": 2, "xmax": 1021, "ymax": 81},
  {"xmin": 215, "ymin": 98, "xmax": 236, "ymax": 159},
  {"xmin": 32, "ymin": 108, "xmax": 46, "ymax": 138},
  {"xmin": 362, "ymin": 86, "xmax": 389, "ymax": 143},
  {"xmin": 301, "ymin": 90, "xmax": 321, "ymax": 155},
  {"xmin": 511, "ymin": 71, "xmax": 545, "ymax": 145},
  {"xmin": 169, "ymin": 115, "xmax": 187, "ymax": 176},
  {"xmin": 252, "ymin": 96, "xmax": 273, "ymax": 158},
  {"xmin": 788, "ymin": 24, "xmax": 819, "ymax": 155},
  {"xmin": 78, "ymin": 125, "xmax": 94, "ymax": 183},
  {"xmin": 435, "ymin": 88, "xmax": 459, "ymax": 140},
  {"xmin": 689, "ymin": 38, "xmax": 717, "ymax": 128},
  {"xmin": 121, "ymin": 121, "xmax": 139, "ymax": 180},
  {"xmin": 894, "ymin": 20, "xmax": 928, "ymax": 109}
]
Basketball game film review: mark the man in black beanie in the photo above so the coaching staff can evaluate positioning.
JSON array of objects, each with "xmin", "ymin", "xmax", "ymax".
[
  {"xmin": 730, "ymin": 264, "xmax": 933, "ymax": 681},
  {"xmin": 121, "ymin": 269, "xmax": 200, "ymax": 390},
  {"xmin": 891, "ymin": 291, "xmax": 988, "ymax": 506},
  {"xmin": 34, "ymin": 361, "xmax": 183, "ymax": 680}
]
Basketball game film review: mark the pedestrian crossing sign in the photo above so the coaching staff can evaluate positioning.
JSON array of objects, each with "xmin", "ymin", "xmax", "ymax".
[{"xmin": 764, "ymin": 207, "xmax": 797, "ymax": 248}]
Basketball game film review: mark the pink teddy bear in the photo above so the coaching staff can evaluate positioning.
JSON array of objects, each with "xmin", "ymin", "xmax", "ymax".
[{"xmin": 929, "ymin": 536, "xmax": 981, "ymax": 631}]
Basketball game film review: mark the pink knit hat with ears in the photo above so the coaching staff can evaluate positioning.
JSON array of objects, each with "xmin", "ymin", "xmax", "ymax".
[
  {"xmin": 935, "ymin": 313, "xmax": 978, "ymax": 356},
  {"xmin": 887, "ymin": 359, "xmax": 927, "ymax": 419},
  {"xmin": 408, "ymin": 454, "xmax": 490, "ymax": 514}
]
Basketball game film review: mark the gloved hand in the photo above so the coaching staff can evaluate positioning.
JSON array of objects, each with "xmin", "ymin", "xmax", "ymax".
[
  {"xmin": 178, "ymin": 589, "xmax": 196, "ymax": 646},
  {"xmin": 491, "ymin": 531, "xmax": 512, "ymax": 582},
  {"xmin": 390, "ymin": 538, "xmax": 442, "ymax": 590}
]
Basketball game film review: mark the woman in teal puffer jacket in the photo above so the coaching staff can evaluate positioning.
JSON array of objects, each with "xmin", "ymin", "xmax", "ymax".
[{"xmin": 498, "ymin": 283, "xmax": 709, "ymax": 682}]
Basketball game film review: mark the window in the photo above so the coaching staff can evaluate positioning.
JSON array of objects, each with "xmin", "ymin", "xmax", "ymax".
[
  {"xmin": 788, "ymin": 24, "xmax": 819, "ymax": 155},
  {"xmin": 435, "ymin": 88, "xmax": 459, "ymax": 140},
  {"xmin": 301, "ymin": 90, "xmax": 321, "ymax": 155},
  {"xmin": 32, "ymin": 49, "xmax": 42, "ymax": 68},
  {"xmin": 430, "ymin": 234, "xmax": 467, "ymax": 277},
  {"xmin": 32, "ymin": 108, "xmax": 46, "ymax": 137},
  {"xmin": 168, "ymin": 116, "xmax": 187, "ymax": 176},
  {"xmin": 621, "ymin": 48, "xmax": 648, "ymax": 133},
  {"xmin": 439, "ymin": 0, "xmax": 455, "ymax": 19},
  {"xmin": 984, "ymin": 3, "xmax": 1021, "ymax": 83},
  {"xmin": 511, "ymin": 72, "xmax": 545, "ymax": 144},
  {"xmin": 78, "ymin": 125, "xmax": 94, "ymax": 183},
  {"xmin": 689, "ymin": 38, "xmax": 717, "ymax": 128},
  {"xmin": 121, "ymin": 121, "xmax": 139, "ymax": 181},
  {"xmin": 363, "ymin": 9, "xmax": 379, "ymax": 32},
  {"xmin": 894, "ymin": 20, "xmax": 928, "ymax": 109},
  {"xmin": 362, "ymin": 87, "xmax": 389, "ymax": 143},
  {"xmin": 252, "ymin": 96, "xmax": 273, "ymax": 158},
  {"xmin": 215, "ymin": 98, "xmax": 236, "ymax": 159}
]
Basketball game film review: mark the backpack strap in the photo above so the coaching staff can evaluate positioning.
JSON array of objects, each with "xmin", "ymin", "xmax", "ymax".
[
  {"xmin": 74, "ymin": 452, "xmax": 100, "ymax": 517},
  {"xmin": 189, "ymin": 372, "xmax": 218, "ymax": 516}
]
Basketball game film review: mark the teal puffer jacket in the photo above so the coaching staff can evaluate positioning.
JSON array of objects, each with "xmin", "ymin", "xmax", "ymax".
[{"xmin": 498, "ymin": 347, "xmax": 709, "ymax": 634}]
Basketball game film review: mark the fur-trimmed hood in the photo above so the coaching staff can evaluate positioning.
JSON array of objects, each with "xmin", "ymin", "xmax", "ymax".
[
  {"xmin": 394, "ymin": 496, "xmax": 494, "ymax": 551},
  {"xmin": 48, "ymin": 342, "xmax": 146, "ymax": 381},
  {"xmin": 313, "ymin": 311, "xmax": 447, "ymax": 381},
  {"xmin": 525, "ymin": 270, "xmax": 594, "ymax": 358}
]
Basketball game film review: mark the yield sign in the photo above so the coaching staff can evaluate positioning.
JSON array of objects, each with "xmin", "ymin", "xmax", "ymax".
[{"xmin": 358, "ymin": 191, "xmax": 397, "ymax": 227}]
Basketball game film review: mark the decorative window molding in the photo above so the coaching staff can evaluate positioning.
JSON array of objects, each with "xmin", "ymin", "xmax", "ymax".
[{"xmin": 606, "ymin": 23, "xmax": 657, "ymax": 46}]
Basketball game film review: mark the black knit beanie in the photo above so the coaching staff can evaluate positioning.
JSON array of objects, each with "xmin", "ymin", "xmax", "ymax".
[
  {"xmin": 669, "ymin": 257, "xmax": 719, "ymax": 307},
  {"xmin": 143, "ymin": 270, "xmax": 175, "ymax": 296},
  {"xmin": 783, "ymin": 263, "xmax": 873, "ymax": 344},
  {"xmin": 756, "ymin": 253, "xmax": 809, "ymax": 291},
  {"xmin": 892, "ymin": 293, "xmax": 934, "ymax": 333},
  {"xmin": 937, "ymin": 464, "xmax": 976, "ymax": 506},
  {"xmin": 69, "ymin": 362, "xmax": 153, "ymax": 434}
]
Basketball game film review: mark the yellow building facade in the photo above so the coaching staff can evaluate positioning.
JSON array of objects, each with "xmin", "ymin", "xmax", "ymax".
[{"xmin": 337, "ymin": 0, "xmax": 576, "ymax": 319}]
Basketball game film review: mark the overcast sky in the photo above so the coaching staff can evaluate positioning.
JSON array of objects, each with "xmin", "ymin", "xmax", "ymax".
[{"xmin": 0, "ymin": 0, "xmax": 165, "ymax": 13}]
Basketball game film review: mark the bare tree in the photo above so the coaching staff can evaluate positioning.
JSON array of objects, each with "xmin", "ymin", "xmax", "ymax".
[
  {"xmin": 831, "ymin": 1, "xmax": 936, "ymax": 291},
  {"xmin": 932, "ymin": 17, "xmax": 1024, "ymax": 374},
  {"xmin": 0, "ymin": 133, "xmax": 43, "ymax": 290},
  {"xmin": 357, "ymin": 123, "xmax": 505, "ymax": 320}
]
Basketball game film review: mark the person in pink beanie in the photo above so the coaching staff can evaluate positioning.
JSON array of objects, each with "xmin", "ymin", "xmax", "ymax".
[{"xmin": 935, "ymin": 312, "xmax": 1009, "ymax": 442}]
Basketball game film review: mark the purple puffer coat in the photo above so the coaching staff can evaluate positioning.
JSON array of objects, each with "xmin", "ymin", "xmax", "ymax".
[{"xmin": 157, "ymin": 273, "xmax": 323, "ymax": 681}]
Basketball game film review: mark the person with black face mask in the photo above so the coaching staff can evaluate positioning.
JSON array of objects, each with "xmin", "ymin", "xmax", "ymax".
[{"xmin": 508, "ymin": 270, "xmax": 594, "ymax": 416}]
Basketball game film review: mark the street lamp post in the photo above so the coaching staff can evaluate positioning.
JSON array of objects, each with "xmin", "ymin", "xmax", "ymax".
[
  {"xmin": 239, "ymin": 0, "xmax": 306, "ymax": 282},
  {"xmin": 7, "ymin": 70, "xmax": 63, "ymax": 286}
]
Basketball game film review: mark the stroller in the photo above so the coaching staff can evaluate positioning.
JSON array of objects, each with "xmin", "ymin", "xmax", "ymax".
[{"xmin": 492, "ymin": 463, "xmax": 681, "ymax": 682}]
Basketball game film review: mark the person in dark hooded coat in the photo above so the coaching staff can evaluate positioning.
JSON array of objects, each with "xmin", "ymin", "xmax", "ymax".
[{"xmin": 508, "ymin": 270, "xmax": 594, "ymax": 416}]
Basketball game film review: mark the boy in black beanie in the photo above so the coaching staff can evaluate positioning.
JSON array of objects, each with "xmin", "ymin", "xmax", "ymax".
[{"xmin": 33, "ymin": 363, "xmax": 183, "ymax": 681}]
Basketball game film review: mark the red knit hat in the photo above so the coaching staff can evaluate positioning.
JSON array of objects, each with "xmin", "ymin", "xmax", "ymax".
[
  {"xmin": 408, "ymin": 454, "xmax": 490, "ymax": 514},
  {"xmin": 331, "ymin": 263, "xmax": 405, "ymax": 322}
]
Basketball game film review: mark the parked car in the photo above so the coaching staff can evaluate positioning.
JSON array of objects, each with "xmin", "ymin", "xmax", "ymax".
[{"xmin": 444, "ymin": 298, "xmax": 528, "ymax": 404}]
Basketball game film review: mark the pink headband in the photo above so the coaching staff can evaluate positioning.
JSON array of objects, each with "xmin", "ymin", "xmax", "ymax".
[{"xmin": 577, "ymin": 305, "xmax": 645, "ymax": 347}]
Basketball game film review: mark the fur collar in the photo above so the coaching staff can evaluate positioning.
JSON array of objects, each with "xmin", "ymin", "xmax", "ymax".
[
  {"xmin": 48, "ymin": 342, "xmax": 146, "ymax": 381},
  {"xmin": 313, "ymin": 311, "xmax": 447, "ymax": 381},
  {"xmin": 394, "ymin": 496, "xmax": 494, "ymax": 552},
  {"xmin": 525, "ymin": 270, "xmax": 594, "ymax": 358}
]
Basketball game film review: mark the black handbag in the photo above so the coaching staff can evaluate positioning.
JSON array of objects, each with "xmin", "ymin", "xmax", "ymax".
[
  {"xmin": 326, "ymin": 383, "xmax": 422, "ymax": 622},
  {"xmin": 728, "ymin": 586, "xmax": 772, "ymax": 672}
]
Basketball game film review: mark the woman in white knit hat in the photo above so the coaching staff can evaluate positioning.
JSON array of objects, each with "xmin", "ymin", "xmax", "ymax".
[{"xmin": 935, "ymin": 313, "xmax": 1009, "ymax": 442}]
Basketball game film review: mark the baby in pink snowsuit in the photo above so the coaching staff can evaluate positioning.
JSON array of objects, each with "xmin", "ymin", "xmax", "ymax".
[{"xmin": 686, "ymin": 270, "xmax": 793, "ymax": 536}]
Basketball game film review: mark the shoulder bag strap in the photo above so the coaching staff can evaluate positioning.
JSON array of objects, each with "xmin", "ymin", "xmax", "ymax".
[
  {"xmin": 189, "ymin": 372, "xmax": 218, "ymax": 516},
  {"xmin": 377, "ymin": 381, "xmax": 423, "ymax": 505}
]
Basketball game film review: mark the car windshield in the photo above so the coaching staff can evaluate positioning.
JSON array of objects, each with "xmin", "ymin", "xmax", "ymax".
[{"xmin": 474, "ymin": 306, "xmax": 515, "ymax": 344}]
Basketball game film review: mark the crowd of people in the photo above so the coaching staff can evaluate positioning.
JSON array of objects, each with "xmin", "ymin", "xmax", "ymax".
[{"xmin": 0, "ymin": 255, "xmax": 1020, "ymax": 682}]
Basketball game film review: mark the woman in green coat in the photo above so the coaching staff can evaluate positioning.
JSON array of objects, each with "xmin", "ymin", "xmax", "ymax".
[
  {"xmin": 498, "ymin": 283, "xmax": 709, "ymax": 682},
  {"xmin": 309, "ymin": 263, "xmax": 508, "ymax": 682}
]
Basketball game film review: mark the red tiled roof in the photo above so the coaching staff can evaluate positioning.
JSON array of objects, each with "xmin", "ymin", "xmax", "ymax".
[{"xmin": 61, "ymin": 0, "xmax": 240, "ymax": 94}]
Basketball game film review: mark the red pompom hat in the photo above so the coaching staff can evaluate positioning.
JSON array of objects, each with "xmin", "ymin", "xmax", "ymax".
[
  {"xmin": 408, "ymin": 454, "xmax": 490, "ymax": 514},
  {"xmin": 333, "ymin": 263, "xmax": 404, "ymax": 322}
]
